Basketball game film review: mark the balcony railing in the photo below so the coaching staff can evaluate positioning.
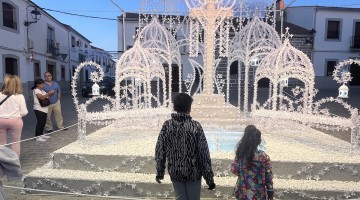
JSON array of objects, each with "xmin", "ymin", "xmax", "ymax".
[
  {"xmin": 350, "ymin": 36, "xmax": 360, "ymax": 49},
  {"xmin": 47, "ymin": 39, "xmax": 59, "ymax": 56}
]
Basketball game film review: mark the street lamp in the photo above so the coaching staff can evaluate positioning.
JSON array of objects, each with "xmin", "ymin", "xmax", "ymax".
[
  {"xmin": 24, "ymin": 8, "xmax": 41, "ymax": 26},
  {"xmin": 25, "ymin": 5, "xmax": 42, "ymax": 54},
  {"xmin": 109, "ymin": 0, "xmax": 126, "ymax": 54}
]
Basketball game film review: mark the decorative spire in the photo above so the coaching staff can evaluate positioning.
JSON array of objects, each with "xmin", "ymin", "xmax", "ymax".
[{"xmin": 282, "ymin": 27, "xmax": 293, "ymax": 40}]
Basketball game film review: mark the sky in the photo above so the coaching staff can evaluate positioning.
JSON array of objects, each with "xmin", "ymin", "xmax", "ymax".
[{"xmin": 32, "ymin": 0, "xmax": 360, "ymax": 52}]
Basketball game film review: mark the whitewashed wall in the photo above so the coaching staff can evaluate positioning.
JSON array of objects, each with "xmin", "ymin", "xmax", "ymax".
[
  {"xmin": 0, "ymin": 0, "xmax": 95, "ymax": 99},
  {"xmin": 286, "ymin": 7, "xmax": 360, "ymax": 88}
]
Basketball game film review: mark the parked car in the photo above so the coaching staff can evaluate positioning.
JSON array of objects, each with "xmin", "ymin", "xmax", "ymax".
[{"xmin": 81, "ymin": 76, "xmax": 115, "ymax": 97}]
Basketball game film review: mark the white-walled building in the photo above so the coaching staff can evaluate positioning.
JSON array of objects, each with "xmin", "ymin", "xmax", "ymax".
[
  {"xmin": 64, "ymin": 25, "xmax": 115, "ymax": 82},
  {"xmin": 285, "ymin": 6, "xmax": 360, "ymax": 88},
  {"xmin": 0, "ymin": 0, "xmax": 113, "ymax": 99},
  {"xmin": 88, "ymin": 45, "xmax": 115, "ymax": 78}
]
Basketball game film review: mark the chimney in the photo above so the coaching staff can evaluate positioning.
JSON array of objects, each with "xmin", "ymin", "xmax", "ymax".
[
  {"xmin": 280, "ymin": 0, "xmax": 285, "ymax": 10},
  {"xmin": 275, "ymin": 0, "xmax": 285, "ymax": 21}
]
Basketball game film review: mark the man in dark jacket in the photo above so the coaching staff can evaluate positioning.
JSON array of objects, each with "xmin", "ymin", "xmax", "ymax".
[{"xmin": 155, "ymin": 93, "xmax": 215, "ymax": 200}]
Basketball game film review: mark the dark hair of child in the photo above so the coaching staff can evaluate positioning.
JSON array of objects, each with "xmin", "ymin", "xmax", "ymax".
[
  {"xmin": 173, "ymin": 93, "xmax": 193, "ymax": 113},
  {"xmin": 235, "ymin": 125, "xmax": 262, "ymax": 161}
]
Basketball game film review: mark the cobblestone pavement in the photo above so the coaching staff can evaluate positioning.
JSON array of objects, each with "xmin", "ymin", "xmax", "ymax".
[
  {"xmin": 3, "ymin": 92, "xmax": 108, "ymax": 200},
  {"xmin": 2, "ymin": 87, "xmax": 360, "ymax": 199}
]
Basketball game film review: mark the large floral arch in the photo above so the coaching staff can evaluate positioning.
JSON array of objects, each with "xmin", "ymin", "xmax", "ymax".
[
  {"xmin": 138, "ymin": 16, "xmax": 182, "ymax": 102},
  {"xmin": 115, "ymin": 41, "xmax": 166, "ymax": 110},
  {"xmin": 227, "ymin": 16, "xmax": 281, "ymax": 111},
  {"xmin": 253, "ymin": 28, "xmax": 315, "ymax": 111}
]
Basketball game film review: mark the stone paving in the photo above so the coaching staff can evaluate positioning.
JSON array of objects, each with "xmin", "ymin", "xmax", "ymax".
[
  {"xmin": 2, "ymin": 86, "xmax": 360, "ymax": 199},
  {"xmin": 3, "ymin": 92, "xmax": 108, "ymax": 200}
]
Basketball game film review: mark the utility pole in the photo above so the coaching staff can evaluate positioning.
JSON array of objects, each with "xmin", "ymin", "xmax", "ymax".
[
  {"xmin": 280, "ymin": 0, "xmax": 297, "ymax": 38},
  {"xmin": 109, "ymin": 0, "xmax": 126, "ymax": 55}
]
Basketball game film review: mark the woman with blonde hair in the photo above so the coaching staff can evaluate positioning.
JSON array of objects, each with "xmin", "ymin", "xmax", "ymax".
[{"xmin": 0, "ymin": 75, "xmax": 28, "ymax": 156}]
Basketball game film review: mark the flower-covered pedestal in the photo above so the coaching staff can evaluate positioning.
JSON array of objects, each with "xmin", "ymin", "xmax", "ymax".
[{"xmin": 24, "ymin": 122, "xmax": 360, "ymax": 199}]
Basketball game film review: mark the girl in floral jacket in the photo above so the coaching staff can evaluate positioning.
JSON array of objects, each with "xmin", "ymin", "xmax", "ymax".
[{"xmin": 231, "ymin": 125, "xmax": 274, "ymax": 200}]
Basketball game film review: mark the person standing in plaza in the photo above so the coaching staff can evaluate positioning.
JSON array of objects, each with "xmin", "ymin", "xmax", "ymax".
[
  {"xmin": 155, "ymin": 93, "xmax": 215, "ymax": 200},
  {"xmin": 43, "ymin": 72, "xmax": 66, "ymax": 132},
  {"xmin": 0, "ymin": 75, "xmax": 28, "ymax": 156},
  {"xmin": 231, "ymin": 125, "xmax": 274, "ymax": 200},
  {"xmin": 31, "ymin": 79, "xmax": 55, "ymax": 142},
  {"xmin": 0, "ymin": 145, "xmax": 22, "ymax": 199}
]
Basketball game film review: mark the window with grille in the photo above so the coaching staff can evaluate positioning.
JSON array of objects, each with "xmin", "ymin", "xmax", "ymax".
[
  {"xmin": 5, "ymin": 57, "xmax": 18, "ymax": 75},
  {"xmin": 327, "ymin": 20, "xmax": 340, "ymax": 39},
  {"xmin": 71, "ymin": 36, "xmax": 76, "ymax": 47},
  {"xmin": 2, "ymin": 2, "xmax": 17, "ymax": 30}
]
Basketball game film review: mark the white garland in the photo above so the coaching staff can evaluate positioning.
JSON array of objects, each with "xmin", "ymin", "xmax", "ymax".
[{"xmin": 332, "ymin": 59, "xmax": 360, "ymax": 84}]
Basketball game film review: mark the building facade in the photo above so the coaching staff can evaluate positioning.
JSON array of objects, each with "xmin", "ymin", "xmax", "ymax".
[
  {"xmin": 0, "ymin": 0, "xmax": 113, "ymax": 99},
  {"xmin": 286, "ymin": 6, "xmax": 360, "ymax": 88}
]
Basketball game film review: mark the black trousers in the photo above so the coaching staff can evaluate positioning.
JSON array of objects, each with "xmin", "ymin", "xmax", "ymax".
[
  {"xmin": 34, "ymin": 110, "xmax": 47, "ymax": 137},
  {"xmin": 172, "ymin": 180, "xmax": 201, "ymax": 200}
]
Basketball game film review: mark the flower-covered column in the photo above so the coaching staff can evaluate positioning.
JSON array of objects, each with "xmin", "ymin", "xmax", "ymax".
[
  {"xmin": 78, "ymin": 104, "xmax": 87, "ymax": 141},
  {"xmin": 187, "ymin": 0, "xmax": 234, "ymax": 95}
]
